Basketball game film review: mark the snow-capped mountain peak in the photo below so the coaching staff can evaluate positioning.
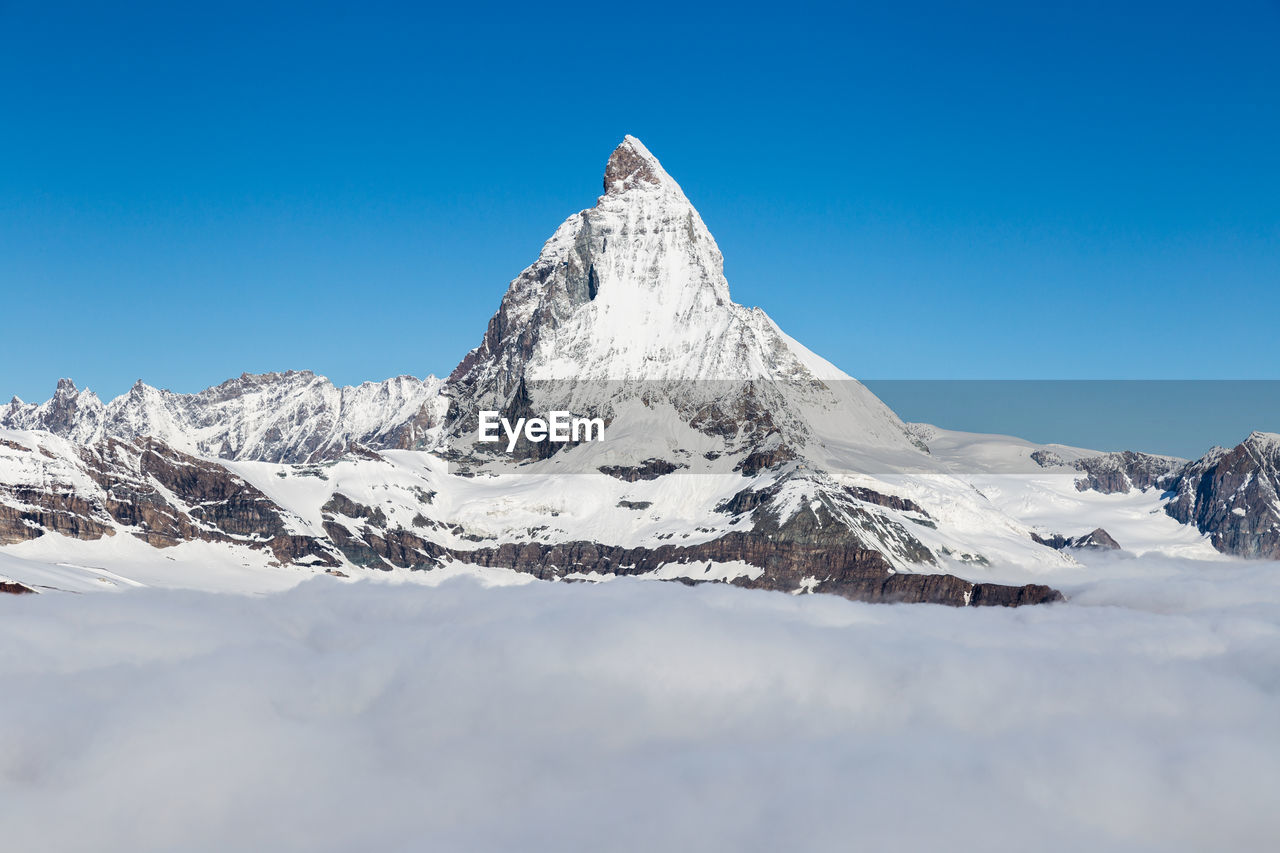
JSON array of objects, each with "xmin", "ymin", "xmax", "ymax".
[{"xmin": 445, "ymin": 136, "xmax": 916, "ymax": 458}]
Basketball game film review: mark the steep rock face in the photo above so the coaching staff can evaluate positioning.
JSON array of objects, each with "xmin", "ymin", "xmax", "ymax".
[
  {"xmin": 0, "ymin": 485, "xmax": 115, "ymax": 545},
  {"xmin": 2, "ymin": 372, "xmax": 446, "ymax": 463},
  {"xmin": 1165, "ymin": 432, "xmax": 1280, "ymax": 559}
]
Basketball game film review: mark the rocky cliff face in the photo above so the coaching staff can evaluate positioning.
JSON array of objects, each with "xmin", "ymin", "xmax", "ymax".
[
  {"xmin": 1071, "ymin": 451, "xmax": 1184, "ymax": 494},
  {"xmin": 1165, "ymin": 432, "xmax": 1280, "ymax": 559}
]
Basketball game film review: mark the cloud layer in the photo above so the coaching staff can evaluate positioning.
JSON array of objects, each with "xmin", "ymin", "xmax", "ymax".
[{"xmin": 3, "ymin": 559, "xmax": 1279, "ymax": 852}]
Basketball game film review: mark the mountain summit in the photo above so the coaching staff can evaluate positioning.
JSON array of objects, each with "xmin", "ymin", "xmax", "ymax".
[
  {"xmin": 445, "ymin": 136, "xmax": 915, "ymax": 460},
  {"xmin": 603, "ymin": 135, "xmax": 669, "ymax": 194}
]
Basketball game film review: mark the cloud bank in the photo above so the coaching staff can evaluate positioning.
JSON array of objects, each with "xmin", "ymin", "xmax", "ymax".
[{"xmin": 2, "ymin": 559, "xmax": 1279, "ymax": 852}]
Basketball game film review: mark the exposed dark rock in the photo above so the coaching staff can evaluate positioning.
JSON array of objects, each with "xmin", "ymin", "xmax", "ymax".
[
  {"xmin": 1030, "ymin": 532, "xmax": 1071, "ymax": 550},
  {"xmin": 42, "ymin": 379, "xmax": 94, "ymax": 434},
  {"xmin": 687, "ymin": 389, "xmax": 783, "ymax": 443},
  {"xmin": 970, "ymin": 583, "xmax": 1063, "ymax": 606},
  {"xmin": 1, "ymin": 580, "xmax": 36, "ymax": 595},
  {"xmin": 714, "ymin": 475, "xmax": 938, "ymax": 567},
  {"xmin": 1032, "ymin": 527, "xmax": 1121, "ymax": 551},
  {"xmin": 844, "ymin": 486, "xmax": 931, "ymax": 517},
  {"xmin": 1073, "ymin": 451, "xmax": 1183, "ymax": 494},
  {"xmin": 604, "ymin": 136, "xmax": 663, "ymax": 193},
  {"xmin": 343, "ymin": 444, "xmax": 385, "ymax": 462},
  {"xmin": 1073, "ymin": 528, "xmax": 1121, "ymax": 550},
  {"xmin": 617, "ymin": 500, "xmax": 653, "ymax": 510},
  {"xmin": 0, "ymin": 486, "xmax": 116, "ymax": 545},
  {"xmin": 715, "ymin": 483, "xmax": 780, "ymax": 516},
  {"xmin": 1030, "ymin": 449, "xmax": 1065, "ymax": 468},
  {"xmin": 322, "ymin": 493, "xmax": 388, "ymax": 528},
  {"xmin": 1165, "ymin": 432, "xmax": 1280, "ymax": 559},
  {"xmin": 736, "ymin": 442, "xmax": 797, "ymax": 476},
  {"xmin": 599, "ymin": 458, "xmax": 684, "ymax": 482}
]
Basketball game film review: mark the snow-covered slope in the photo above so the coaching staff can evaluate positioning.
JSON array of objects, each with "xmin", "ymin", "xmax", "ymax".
[{"xmin": 907, "ymin": 423, "xmax": 1216, "ymax": 564}]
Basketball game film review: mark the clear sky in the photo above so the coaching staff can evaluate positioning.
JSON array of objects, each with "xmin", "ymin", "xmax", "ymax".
[{"xmin": 2, "ymin": 1, "xmax": 1278, "ymax": 414}]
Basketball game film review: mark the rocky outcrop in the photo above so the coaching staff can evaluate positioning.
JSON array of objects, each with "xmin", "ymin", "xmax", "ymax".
[
  {"xmin": 0, "ymin": 486, "xmax": 116, "ymax": 545},
  {"xmin": 1073, "ymin": 528, "xmax": 1121, "ymax": 550},
  {"xmin": 844, "ymin": 486, "xmax": 931, "ymax": 517},
  {"xmin": 1165, "ymin": 432, "xmax": 1280, "ymax": 559},
  {"xmin": 321, "ymin": 493, "xmax": 388, "ymax": 528},
  {"xmin": 1030, "ymin": 449, "xmax": 1065, "ymax": 468},
  {"xmin": 599, "ymin": 459, "xmax": 684, "ymax": 481},
  {"xmin": 604, "ymin": 136, "xmax": 664, "ymax": 193},
  {"xmin": 1032, "ymin": 527, "xmax": 1121, "ymax": 551},
  {"xmin": 1072, "ymin": 451, "xmax": 1183, "ymax": 494},
  {"xmin": 736, "ymin": 440, "xmax": 797, "ymax": 476},
  {"xmin": 0, "ymin": 580, "xmax": 35, "ymax": 595}
]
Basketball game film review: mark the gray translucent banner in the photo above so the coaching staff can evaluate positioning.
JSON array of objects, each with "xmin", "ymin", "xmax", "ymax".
[
  {"xmin": 863, "ymin": 380, "xmax": 1280, "ymax": 460},
  {"xmin": 440, "ymin": 379, "xmax": 1279, "ymax": 476}
]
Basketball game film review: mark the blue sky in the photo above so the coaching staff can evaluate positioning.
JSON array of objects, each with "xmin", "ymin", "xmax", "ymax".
[{"xmin": 2, "ymin": 2, "xmax": 1278, "ymax": 429}]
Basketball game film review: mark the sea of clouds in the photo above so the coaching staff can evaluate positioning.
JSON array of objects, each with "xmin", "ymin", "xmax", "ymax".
[{"xmin": 3, "ymin": 555, "xmax": 1279, "ymax": 852}]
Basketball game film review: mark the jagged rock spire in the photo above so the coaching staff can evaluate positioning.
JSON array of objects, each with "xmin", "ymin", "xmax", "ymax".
[{"xmin": 603, "ymin": 135, "xmax": 668, "ymax": 194}]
